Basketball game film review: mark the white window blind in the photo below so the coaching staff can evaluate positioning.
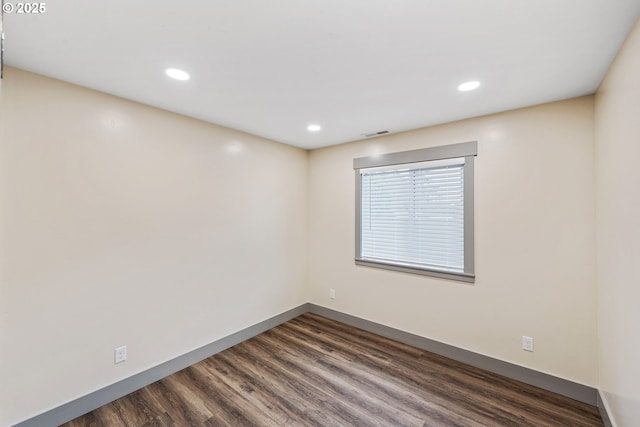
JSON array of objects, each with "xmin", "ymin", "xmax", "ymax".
[{"xmin": 360, "ymin": 158, "xmax": 465, "ymax": 274}]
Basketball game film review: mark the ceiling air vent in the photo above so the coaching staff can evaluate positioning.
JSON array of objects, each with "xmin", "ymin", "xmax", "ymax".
[{"xmin": 362, "ymin": 130, "xmax": 390, "ymax": 138}]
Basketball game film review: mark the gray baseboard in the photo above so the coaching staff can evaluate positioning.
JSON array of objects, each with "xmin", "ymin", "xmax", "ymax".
[
  {"xmin": 15, "ymin": 304, "xmax": 310, "ymax": 427},
  {"xmin": 17, "ymin": 302, "xmax": 599, "ymax": 426},
  {"xmin": 597, "ymin": 391, "xmax": 614, "ymax": 427},
  {"xmin": 307, "ymin": 304, "xmax": 598, "ymax": 406}
]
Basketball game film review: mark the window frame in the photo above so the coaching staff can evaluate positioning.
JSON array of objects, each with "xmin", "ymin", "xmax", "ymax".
[{"xmin": 354, "ymin": 141, "xmax": 477, "ymax": 283}]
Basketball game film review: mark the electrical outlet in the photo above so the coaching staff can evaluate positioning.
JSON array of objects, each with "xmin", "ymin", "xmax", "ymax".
[
  {"xmin": 115, "ymin": 345, "xmax": 127, "ymax": 364},
  {"xmin": 522, "ymin": 336, "xmax": 534, "ymax": 352},
  {"xmin": 329, "ymin": 289, "xmax": 336, "ymax": 299}
]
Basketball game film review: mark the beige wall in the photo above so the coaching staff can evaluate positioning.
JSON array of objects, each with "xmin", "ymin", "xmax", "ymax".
[
  {"xmin": 0, "ymin": 68, "xmax": 308, "ymax": 426},
  {"xmin": 308, "ymin": 97, "xmax": 598, "ymax": 386},
  {"xmin": 595, "ymin": 18, "xmax": 640, "ymax": 427}
]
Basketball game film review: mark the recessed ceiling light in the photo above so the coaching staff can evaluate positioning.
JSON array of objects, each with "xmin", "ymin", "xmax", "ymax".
[
  {"xmin": 165, "ymin": 68, "xmax": 190, "ymax": 81},
  {"xmin": 307, "ymin": 124, "xmax": 321, "ymax": 132},
  {"xmin": 458, "ymin": 81, "xmax": 480, "ymax": 92}
]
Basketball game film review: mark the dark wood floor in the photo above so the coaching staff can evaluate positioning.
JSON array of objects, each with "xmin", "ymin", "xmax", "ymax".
[{"xmin": 63, "ymin": 313, "xmax": 603, "ymax": 426}]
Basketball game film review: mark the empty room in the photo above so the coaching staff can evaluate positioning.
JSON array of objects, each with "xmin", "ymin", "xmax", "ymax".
[{"xmin": 1, "ymin": 1, "xmax": 639, "ymax": 426}]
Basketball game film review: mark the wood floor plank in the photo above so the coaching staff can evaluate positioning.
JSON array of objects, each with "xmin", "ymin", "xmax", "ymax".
[
  {"xmin": 193, "ymin": 357, "xmax": 296, "ymax": 426},
  {"xmin": 292, "ymin": 314, "xmax": 601, "ymax": 426},
  {"xmin": 139, "ymin": 412, "xmax": 178, "ymax": 427},
  {"xmin": 218, "ymin": 340, "xmax": 379, "ymax": 426},
  {"xmin": 143, "ymin": 377, "xmax": 211, "ymax": 426},
  {"xmin": 280, "ymin": 316, "xmax": 519, "ymax": 425},
  {"xmin": 260, "ymin": 323, "xmax": 468, "ymax": 426},
  {"xmin": 62, "ymin": 313, "xmax": 603, "ymax": 427}
]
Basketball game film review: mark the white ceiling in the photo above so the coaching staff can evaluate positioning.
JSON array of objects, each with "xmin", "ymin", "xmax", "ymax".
[{"xmin": 4, "ymin": 0, "xmax": 640, "ymax": 149}]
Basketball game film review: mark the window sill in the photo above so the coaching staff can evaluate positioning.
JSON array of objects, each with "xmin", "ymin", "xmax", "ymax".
[{"xmin": 355, "ymin": 259, "xmax": 475, "ymax": 283}]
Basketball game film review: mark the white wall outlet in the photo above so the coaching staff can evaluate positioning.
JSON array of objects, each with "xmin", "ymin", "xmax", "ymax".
[
  {"xmin": 522, "ymin": 336, "xmax": 534, "ymax": 352},
  {"xmin": 115, "ymin": 345, "xmax": 127, "ymax": 364},
  {"xmin": 329, "ymin": 288, "xmax": 336, "ymax": 299}
]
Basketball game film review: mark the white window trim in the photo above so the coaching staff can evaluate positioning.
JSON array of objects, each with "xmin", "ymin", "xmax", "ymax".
[{"xmin": 354, "ymin": 141, "xmax": 477, "ymax": 283}]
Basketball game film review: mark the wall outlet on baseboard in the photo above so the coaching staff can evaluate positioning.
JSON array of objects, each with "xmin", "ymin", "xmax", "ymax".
[
  {"xmin": 522, "ymin": 336, "xmax": 534, "ymax": 352},
  {"xmin": 329, "ymin": 288, "xmax": 336, "ymax": 299},
  {"xmin": 115, "ymin": 345, "xmax": 127, "ymax": 364}
]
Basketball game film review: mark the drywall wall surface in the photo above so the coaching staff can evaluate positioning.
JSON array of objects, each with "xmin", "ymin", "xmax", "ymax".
[
  {"xmin": 595, "ymin": 17, "xmax": 640, "ymax": 427},
  {"xmin": 0, "ymin": 68, "xmax": 308, "ymax": 426},
  {"xmin": 308, "ymin": 97, "xmax": 598, "ymax": 386}
]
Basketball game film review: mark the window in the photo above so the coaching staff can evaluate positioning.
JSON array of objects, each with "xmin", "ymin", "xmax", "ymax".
[{"xmin": 354, "ymin": 141, "xmax": 477, "ymax": 282}]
